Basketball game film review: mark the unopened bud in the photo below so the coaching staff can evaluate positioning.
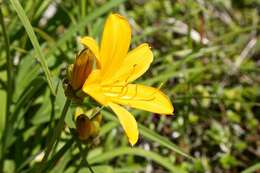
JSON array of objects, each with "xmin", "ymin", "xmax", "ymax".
[
  {"xmin": 75, "ymin": 107, "xmax": 102, "ymax": 141},
  {"xmin": 70, "ymin": 48, "xmax": 94, "ymax": 90},
  {"xmin": 76, "ymin": 114, "xmax": 92, "ymax": 140}
]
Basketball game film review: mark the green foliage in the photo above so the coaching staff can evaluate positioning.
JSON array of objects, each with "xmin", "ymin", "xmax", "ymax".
[{"xmin": 0, "ymin": 0, "xmax": 259, "ymax": 172}]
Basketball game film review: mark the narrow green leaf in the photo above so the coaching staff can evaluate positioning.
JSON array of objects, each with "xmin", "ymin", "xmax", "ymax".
[
  {"xmin": 0, "ymin": 89, "xmax": 6, "ymax": 134},
  {"xmin": 102, "ymin": 111, "xmax": 194, "ymax": 160},
  {"xmin": 99, "ymin": 121, "xmax": 118, "ymax": 136},
  {"xmin": 38, "ymin": 99, "xmax": 71, "ymax": 173},
  {"xmin": 241, "ymin": 163, "xmax": 260, "ymax": 173},
  {"xmin": 34, "ymin": 0, "xmax": 53, "ymax": 19},
  {"xmin": 44, "ymin": 139, "xmax": 74, "ymax": 172},
  {"xmin": 79, "ymin": 166, "xmax": 114, "ymax": 173},
  {"xmin": 139, "ymin": 125, "xmax": 194, "ymax": 160},
  {"xmin": 14, "ymin": 58, "xmax": 40, "ymax": 101},
  {"xmin": 6, "ymin": 77, "xmax": 45, "ymax": 149},
  {"xmin": 65, "ymin": 165, "xmax": 114, "ymax": 173},
  {"xmin": 10, "ymin": 0, "xmax": 55, "ymax": 95},
  {"xmin": 88, "ymin": 147, "xmax": 178, "ymax": 172},
  {"xmin": 16, "ymin": 151, "xmax": 42, "ymax": 172},
  {"xmin": 114, "ymin": 165, "xmax": 143, "ymax": 173},
  {"xmin": 0, "ymin": 7, "xmax": 13, "ymax": 171}
]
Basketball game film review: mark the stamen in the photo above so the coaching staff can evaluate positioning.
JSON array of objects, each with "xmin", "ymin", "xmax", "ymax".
[
  {"xmin": 103, "ymin": 84, "xmax": 157, "ymax": 102},
  {"xmin": 117, "ymin": 84, "xmax": 129, "ymax": 97},
  {"xmin": 124, "ymin": 64, "xmax": 137, "ymax": 83},
  {"xmin": 102, "ymin": 65, "xmax": 164, "ymax": 102}
]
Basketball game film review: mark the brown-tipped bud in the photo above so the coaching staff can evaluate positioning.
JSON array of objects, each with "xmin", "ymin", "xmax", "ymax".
[
  {"xmin": 75, "ymin": 107, "xmax": 102, "ymax": 141},
  {"xmin": 76, "ymin": 114, "xmax": 92, "ymax": 140},
  {"xmin": 70, "ymin": 48, "xmax": 94, "ymax": 90}
]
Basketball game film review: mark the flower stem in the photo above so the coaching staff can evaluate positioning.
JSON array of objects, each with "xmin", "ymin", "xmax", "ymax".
[
  {"xmin": 38, "ymin": 98, "xmax": 71, "ymax": 173},
  {"xmin": 0, "ymin": 6, "xmax": 13, "ymax": 172},
  {"xmin": 76, "ymin": 142, "xmax": 94, "ymax": 173}
]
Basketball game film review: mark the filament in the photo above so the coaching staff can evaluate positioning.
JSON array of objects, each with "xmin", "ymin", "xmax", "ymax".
[{"xmin": 101, "ymin": 65, "xmax": 163, "ymax": 102}]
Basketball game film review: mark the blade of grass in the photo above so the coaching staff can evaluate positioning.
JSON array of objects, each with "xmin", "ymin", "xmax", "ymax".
[
  {"xmin": 69, "ymin": 166, "xmax": 114, "ymax": 173},
  {"xmin": 41, "ymin": 139, "xmax": 74, "ymax": 173},
  {"xmin": 10, "ymin": 0, "xmax": 55, "ymax": 95},
  {"xmin": 241, "ymin": 163, "xmax": 260, "ymax": 173},
  {"xmin": 99, "ymin": 121, "xmax": 118, "ymax": 136},
  {"xmin": 114, "ymin": 165, "xmax": 143, "ymax": 173},
  {"xmin": 88, "ymin": 147, "xmax": 178, "ymax": 172},
  {"xmin": 102, "ymin": 111, "xmax": 194, "ymax": 160},
  {"xmin": 139, "ymin": 125, "xmax": 194, "ymax": 160},
  {"xmin": 16, "ymin": 151, "xmax": 42, "ymax": 173},
  {"xmin": 34, "ymin": 0, "xmax": 53, "ymax": 19},
  {"xmin": 3, "ymin": 77, "xmax": 45, "ymax": 153},
  {"xmin": 75, "ymin": 141, "xmax": 94, "ymax": 173},
  {"xmin": 38, "ymin": 98, "xmax": 71, "ymax": 173},
  {"xmin": 0, "ymin": 7, "xmax": 13, "ymax": 172}
]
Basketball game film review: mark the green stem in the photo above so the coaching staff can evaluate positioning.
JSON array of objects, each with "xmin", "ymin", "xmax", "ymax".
[
  {"xmin": 38, "ymin": 98, "xmax": 71, "ymax": 173},
  {"xmin": 76, "ymin": 142, "xmax": 94, "ymax": 173},
  {"xmin": 0, "ymin": 6, "xmax": 13, "ymax": 172},
  {"xmin": 82, "ymin": 146, "xmax": 94, "ymax": 173},
  {"xmin": 242, "ymin": 163, "xmax": 260, "ymax": 173},
  {"xmin": 42, "ymin": 139, "xmax": 74, "ymax": 172}
]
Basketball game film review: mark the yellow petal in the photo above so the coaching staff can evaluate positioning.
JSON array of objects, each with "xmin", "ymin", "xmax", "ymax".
[
  {"xmin": 105, "ymin": 43, "xmax": 153, "ymax": 84},
  {"xmin": 83, "ymin": 83, "xmax": 109, "ymax": 106},
  {"xmin": 103, "ymin": 84, "xmax": 174, "ymax": 114},
  {"xmin": 82, "ymin": 70, "xmax": 109, "ymax": 105},
  {"xmin": 100, "ymin": 13, "xmax": 131, "ymax": 80},
  {"xmin": 80, "ymin": 36, "xmax": 101, "ymax": 68},
  {"xmin": 83, "ymin": 69, "xmax": 101, "ymax": 86},
  {"xmin": 108, "ymin": 102, "xmax": 138, "ymax": 145}
]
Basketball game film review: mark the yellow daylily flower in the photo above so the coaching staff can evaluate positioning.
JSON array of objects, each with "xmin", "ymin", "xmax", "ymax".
[{"xmin": 80, "ymin": 13, "xmax": 174, "ymax": 145}]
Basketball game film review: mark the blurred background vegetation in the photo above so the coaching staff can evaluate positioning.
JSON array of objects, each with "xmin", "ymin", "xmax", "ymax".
[{"xmin": 0, "ymin": 0, "xmax": 260, "ymax": 172}]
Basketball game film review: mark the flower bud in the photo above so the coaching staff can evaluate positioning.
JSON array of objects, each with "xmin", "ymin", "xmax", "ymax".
[
  {"xmin": 75, "ymin": 107, "xmax": 102, "ymax": 141},
  {"xmin": 70, "ymin": 48, "xmax": 94, "ymax": 90},
  {"xmin": 76, "ymin": 114, "xmax": 92, "ymax": 140}
]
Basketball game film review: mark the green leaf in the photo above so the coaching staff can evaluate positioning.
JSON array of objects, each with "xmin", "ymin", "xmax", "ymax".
[
  {"xmin": 38, "ymin": 99, "xmax": 71, "ymax": 173},
  {"xmin": 114, "ymin": 165, "xmax": 143, "ymax": 173},
  {"xmin": 99, "ymin": 121, "xmax": 118, "ymax": 136},
  {"xmin": 65, "ymin": 165, "xmax": 114, "ymax": 173},
  {"xmin": 10, "ymin": 0, "xmax": 55, "ymax": 95},
  {"xmin": 102, "ymin": 111, "xmax": 194, "ymax": 160},
  {"xmin": 242, "ymin": 163, "xmax": 260, "ymax": 173},
  {"xmin": 13, "ymin": 54, "xmax": 40, "ymax": 101},
  {"xmin": 44, "ymin": 139, "xmax": 74, "ymax": 173},
  {"xmin": 88, "ymin": 147, "xmax": 178, "ymax": 172},
  {"xmin": 0, "ymin": 88, "xmax": 6, "ymax": 134},
  {"xmin": 6, "ymin": 77, "xmax": 45, "ymax": 149},
  {"xmin": 139, "ymin": 125, "xmax": 194, "ymax": 160}
]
